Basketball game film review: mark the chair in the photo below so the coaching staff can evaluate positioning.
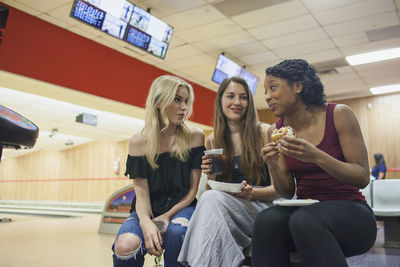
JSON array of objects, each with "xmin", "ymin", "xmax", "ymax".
[{"xmin": 372, "ymin": 179, "xmax": 400, "ymax": 248}]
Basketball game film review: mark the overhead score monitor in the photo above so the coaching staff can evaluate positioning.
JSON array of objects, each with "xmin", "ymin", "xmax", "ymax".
[
  {"xmin": 70, "ymin": 0, "xmax": 173, "ymax": 59},
  {"xmin": 211, "ymin": 53, "xmax": 259, "ymax": 95}
]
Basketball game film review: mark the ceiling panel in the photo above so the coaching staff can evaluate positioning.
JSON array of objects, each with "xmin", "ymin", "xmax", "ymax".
[
  {"xmin": 174, "ymin": 19, "xmax": 242, "ymax": 43},
  {"xmin": 238, "ymin": 51, "xmax": 279, "ymax": 66},
  {"xmin": 247, "ymin": 15, "xmax": 319, "ymax": 40},
  {"xmin": 230, "ymin": 0, "xmax": 308, "ymax": 29},
  {"xmin": 301, "ymin": 0, "xmax": 361, "ymax": 12},
  {"xmin": 323, "ymin": 12, "xmax": 399, "ymax": 37},
  {"xmin": 3, "ymin": 0, "xmax": 41, "ymax": 15},
  {"xmin": 340, "ymin": 37, "xmax": 400, "ymax": 56},
  {"xmin": 331, "ymin": 32, "xmax": 369, "ymax": 48},
  {"xmin": 45, "ymin": 2, "xmax": 80, "ymax": 26},
  {"xmin": 134, "ymin": 0, "xmax": 206, "ymax": 18},
  {"xmin": 222, "ymin": 41, "xmax": 269, "ymax": 58},
  {"xmin": 301, "ymin": 48, "xmax": 343, "ymax": 64},
  {"xmin": 262, "ymin": 27, "xmax": 328, "ymax": 50},
  {"xmin": 192, "ymin": 30, "xmax": 256, "ymax": 52},
  {"xmin": 14, "ymin": 0, "xmax": 70, "ymax": 13},
  {"xmin": 164, "ymin": 44, "xmax": 203, "ymax": 61},
  {"xmin": 274, "ymin": 39, "xmax": 336, "ymax": 58},
  {"xmin": 313, "ymin": 0, "xmax": 395, "ymax": 26},
  {"xmin": 162, "ymin": 4, "xmax": 225, "ymax": 31}
]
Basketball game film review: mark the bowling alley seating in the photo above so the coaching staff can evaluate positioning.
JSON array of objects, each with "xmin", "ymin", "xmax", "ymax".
[{"xmin": 370, "ymin": 179, "xmax": 400, "ymax": 248}]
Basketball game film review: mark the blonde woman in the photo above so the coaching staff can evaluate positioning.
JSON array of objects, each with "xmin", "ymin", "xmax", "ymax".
[
  {"xmin": 178, "ymin": 76, "xmax": 280, "ymax": 267},
  {"xmin": 112, "ymin": 75, "xmax": 205, "ymax": 267}
]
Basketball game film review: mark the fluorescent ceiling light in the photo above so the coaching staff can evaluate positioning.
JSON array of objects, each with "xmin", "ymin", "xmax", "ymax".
[
  {"xmin": 369, "ymin": 84, "xmax": 400, "ymax": 95},
  {"xmin": 345, "ymin": 47, "xmax": 400, "ymax": 65}
]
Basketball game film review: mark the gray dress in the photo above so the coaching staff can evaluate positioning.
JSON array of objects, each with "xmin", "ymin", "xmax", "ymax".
[
  {"xmin": 178, "ymin": 157, "xmax": 272, "ymax": 267},
  {"xmin": 178, "ymin": 190, "xmax": 271, "ymax": 267}
]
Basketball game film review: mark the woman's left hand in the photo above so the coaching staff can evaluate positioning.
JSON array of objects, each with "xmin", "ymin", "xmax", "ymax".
[
  {"xmin": 152, "ymin": 214, "xmax": 170, "ymax": 235},
  {"xmin": 235, "ymin": 180, "xmax": 253, "ymax": 201},
  {"xmin": 279, "ymin": 135, "xmax": 319, "ymax": 163}
]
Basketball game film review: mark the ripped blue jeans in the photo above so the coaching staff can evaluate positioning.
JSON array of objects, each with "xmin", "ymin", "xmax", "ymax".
[{"xmin": 113, "ymin": 206, "xmax": 195, "ymax": 267}]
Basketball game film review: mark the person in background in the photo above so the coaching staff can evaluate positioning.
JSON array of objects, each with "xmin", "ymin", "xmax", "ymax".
[
  {"xmin": 178, "ymin": 76, "xmax": 280, "ymax": 267},
  {"xmin": 112, "ymin": 75, "xmax": 205, "ymax": 267},
  {"xmin": 252, "ymin": 59, "xmax": 376, "ymax": 267},
  {"xmin": 371, "ymin": 153, "xmax": 386, "ymax": 180}
]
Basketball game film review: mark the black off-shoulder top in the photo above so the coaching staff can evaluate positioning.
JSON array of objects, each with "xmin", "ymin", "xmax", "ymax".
[{"xmin": 125, "ymin": 145, "xmax": 205, "ymax": 216}]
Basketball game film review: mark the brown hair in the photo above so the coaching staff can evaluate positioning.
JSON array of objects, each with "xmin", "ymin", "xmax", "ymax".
[{"xmin": 213, "ymin": 76, "xmax": 267, "ymax": 185}]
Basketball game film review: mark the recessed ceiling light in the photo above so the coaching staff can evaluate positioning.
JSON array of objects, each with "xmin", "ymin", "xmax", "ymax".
[
  {"xmin": 369, "ymin": 84, "xmax": 400, "ymax": 95},
  {"xmin": 345, "ymin": 47, "xmax": 400, "ymax": 65}
]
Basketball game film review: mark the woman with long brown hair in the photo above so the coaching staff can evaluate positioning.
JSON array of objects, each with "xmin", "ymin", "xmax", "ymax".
[{"xmin": 178, "ymin": 76, "xmax": 279, "ymax": 267}]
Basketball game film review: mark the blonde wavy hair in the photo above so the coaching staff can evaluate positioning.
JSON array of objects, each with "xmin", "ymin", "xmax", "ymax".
[
  {"xmin": 142, "ymin": 75, "xmax": 194, "ymax": 169},
  {"xmin": 213, "ymin": 76, "xmax": 267, "ymax": 185}
]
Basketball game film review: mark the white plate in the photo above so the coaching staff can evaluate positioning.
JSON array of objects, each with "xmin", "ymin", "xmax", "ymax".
[
  {"xmin": 273, "ymin": 199, "xmax": 319, "ymax": 206},
  {"xmin": 207, "ymin": 180, "xmax": 243, "ymax": 193}
]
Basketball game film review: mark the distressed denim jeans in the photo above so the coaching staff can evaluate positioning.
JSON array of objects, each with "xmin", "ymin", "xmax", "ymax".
[{"xmin": 113, "ymin": 206, "xmax": 195, "ymax": 267}]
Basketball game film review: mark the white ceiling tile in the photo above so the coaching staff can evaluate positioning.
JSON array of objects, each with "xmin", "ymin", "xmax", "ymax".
[
  {"xmin": 3, "ymin": 0, "xmax": 41, "ymax": 15},
  {"xmin": 332, "ymin": 32, "xmax": 369, "ymax": 48},
  {"xmin": 46, "ymin": 2, "xmax": 80, "ymax": 26},
  {"xmin": 163, "ymin": 44, "xmax": 203, "ymax": 61},
  {"xmin": 162, "ymin": 4, "xmax": 225, "ymax": 31},
  {"xmin": 335, "ymin": 66, "xmax": 357, "ymax": 75},
  {"xmin": 15, "ymin": 0, "xmax": 71, "ymax": 13},
  {"xmin": 180, "ymin": 64, "xmax": 214, "ymax": 76},
  {"xmin": 37, "ymin": 13, "xmax": 70, "ymax": 29},
  {"xmin": 340, "ymin": 37, "xmax": 400, "ymax": 56},
  {"xmin": 67, "ymin": 25, "xmax": 101, "ymax": 39},
  {"xmin": 238, "ymin": 51, "xmax": 280, "ymax": 66},
  {"xmin": 174, "ymin": 19, "xmax": 242, "ymax": 43},
  {"xmin": 135, "ymin": 0, "xmax": 207, "ymax": 18},
  {"xmin": 247, "ymin": 15, "xmax": 319, "ymax": 40},
  {"xmin": 262, "ymin": 27, "xmax": 328, "ymax": 49},
  {"xmin": 192, "ymin": 30, "xmax": 256, "ymax": 52},
  {"xmin": 353, "ymin": 59, "xmax": 400, "ymax": 86},
  {"xmin": 321, "ymin": 72, "xmax": 363, "ymax": 87},
  {"xmin": 274, "ymin": 39, "xmax": 336, "ymax": 58},
  {"xmin": 231, "ymin": 0, "xmax": 308, "ymax": 29},
  {"xmin": 323, "ymin": 12, "xmax": 399, "ymax": 37},
  {"xmin": 223, "ymin": 41, "xmax": 269, "ymax": 58},
  {"xmin": 168, "ymin": 35, "xmax": 187, "ymax": 48},
  {"xmin": 166, "ymin": 54, "xmax": 215, "ymax": 70},
  {"xmin": 313, "ymin": 0, "xmax": 395, "ymax": 26},
  {"xmin": 301, "ymin": 0, "xmax": 363, "ymax": 12},
  {"xmin": 117, "ymin": 46, "xmax": 148, "ymax": 58},
  {"xmin": 301, "ymin": 48, "xmax": 343, "ymax": 64}
]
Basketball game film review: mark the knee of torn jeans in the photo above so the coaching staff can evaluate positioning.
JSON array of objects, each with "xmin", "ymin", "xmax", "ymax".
[
  {"xmin": 114, "ymin": 233, "xmax": 142, "ymax": 260},
  {"xmin": 171, "ymin": 217, "xmax": 189, "ymax": 227}
]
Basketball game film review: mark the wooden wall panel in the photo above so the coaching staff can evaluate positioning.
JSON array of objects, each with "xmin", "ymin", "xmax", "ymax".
[
  {"xmin": 0, "ymin": 140, "xmax": 131, "ymax": 202},
  {"xmin": 257, "ymin": 92, "xmax": 400, "ymax": 179},
  {"xmin": 258, "ymin": 109, "xmax": 278, "ymax": 125}
]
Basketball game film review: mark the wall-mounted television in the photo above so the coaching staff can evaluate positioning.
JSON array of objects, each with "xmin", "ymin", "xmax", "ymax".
[
  {"xmin": 211, "ymin": 53, "xmax": 259, "ymax": 95},
  {"xmin": 70, "ymin": 0, "xmax": 173, "ymax": 59}
]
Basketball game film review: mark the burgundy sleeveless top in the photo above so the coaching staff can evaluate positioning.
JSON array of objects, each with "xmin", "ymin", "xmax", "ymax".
[{"xmin": 276, "ymin": 103, "xmax": 365, "ymax": 202}]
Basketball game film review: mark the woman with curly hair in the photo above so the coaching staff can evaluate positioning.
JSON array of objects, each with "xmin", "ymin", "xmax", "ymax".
[{"xmin": 252, "ymin": 59, "xmax": 376, "ymax": 267}]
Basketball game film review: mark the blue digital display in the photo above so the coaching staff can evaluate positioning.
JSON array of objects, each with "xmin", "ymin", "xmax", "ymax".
[
  {"xmin": 70, "ymin": 0, "xmax": 105, "ymax": 29},
  {"xmin": 211, "ymin": 54, "xmax": 259, "ymax": 95},
  {"xmin": 125, "ymin": 26, "xmax": 151, "ymax": 50},
  {"xmin": 70, "ymin": 0, "xmax": 173, "ymax": 59}
]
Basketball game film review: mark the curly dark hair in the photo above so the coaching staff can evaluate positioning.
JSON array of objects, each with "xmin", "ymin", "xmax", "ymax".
[{"xmin": 266, "ymin": 59, "xmax": 326, "ymax": 107}]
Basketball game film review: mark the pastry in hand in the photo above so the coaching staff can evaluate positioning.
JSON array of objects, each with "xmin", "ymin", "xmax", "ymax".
[{"xmin": 271, "ymin": 126, "xmax": 296, "ymax": 151}]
